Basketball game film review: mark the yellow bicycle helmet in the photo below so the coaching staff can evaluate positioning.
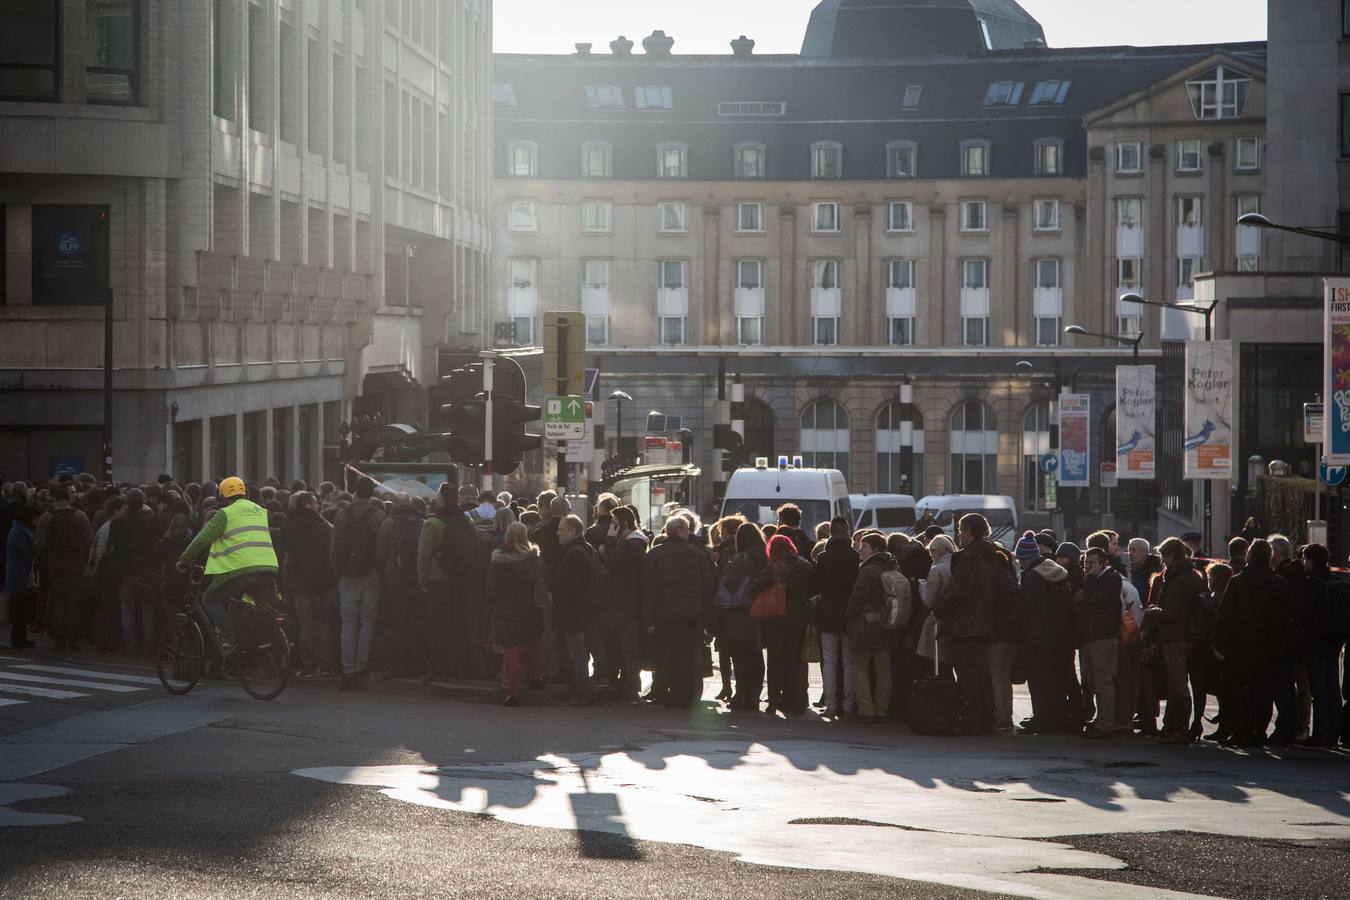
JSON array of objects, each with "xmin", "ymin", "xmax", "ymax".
[{"xmin": 219, "ymin": 476, "xmax": 247, "ymax": 499}]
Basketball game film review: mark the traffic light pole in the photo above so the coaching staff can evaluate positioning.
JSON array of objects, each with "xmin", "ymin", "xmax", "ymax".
[
  {"xmin": 480, "ymin": 351, "xmax": 495, "ymax": 492},
  {"xmin": 556, "ymin": 319, "xmax": 570, "ymax": 495}
]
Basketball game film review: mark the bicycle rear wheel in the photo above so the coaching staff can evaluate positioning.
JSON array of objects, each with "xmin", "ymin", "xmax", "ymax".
[
  {"xmin": 238, "ymin": 623, "xmax": 291, "ymax": 701},
  {"xmin": 156, "ymin": 616, "xmax": 206, "ymax": 695}
]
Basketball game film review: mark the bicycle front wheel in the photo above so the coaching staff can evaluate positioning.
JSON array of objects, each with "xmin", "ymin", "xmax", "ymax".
[
  {"xmin": 156, "ymin": 616, "xmax": 206, "ymax": 695},
  {"xmin": 238, "ymin": 623, "xmax": 291, "ymax": 701}
]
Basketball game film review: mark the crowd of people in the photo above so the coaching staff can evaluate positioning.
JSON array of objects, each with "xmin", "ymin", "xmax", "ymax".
[{"xmin": 2, "ymin": 473, "xmax": 1348, "ymax": 748}]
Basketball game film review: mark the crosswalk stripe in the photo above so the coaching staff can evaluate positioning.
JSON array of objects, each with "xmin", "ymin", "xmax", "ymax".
[
  {"xmin": 11, "ymin": 664, "xmax": 162, "ymax": 686},
  {"xmin": 0, "ymin": 684, "xmax": 89, "ymax": 700},
  {"xmin": 0, "ymin": 698, "xmax": 26, "ymax": 708},
  {"xmin": 0, "ymin": 672, "xmax": 145, "ymax": 693}
]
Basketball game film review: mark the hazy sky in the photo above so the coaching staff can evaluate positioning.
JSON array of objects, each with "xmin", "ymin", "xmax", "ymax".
[{"xmin": 493, "ymin": 0, "xmax": 1267, "ymax": 55}]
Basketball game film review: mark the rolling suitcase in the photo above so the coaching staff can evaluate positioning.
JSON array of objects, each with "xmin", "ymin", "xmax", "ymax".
[{"xmin": 909, "ymin": 644, "xmax": 960, "ymax": 735}]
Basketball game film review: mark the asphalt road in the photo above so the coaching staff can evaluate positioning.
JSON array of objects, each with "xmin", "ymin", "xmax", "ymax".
[{"xmin": 1, "ymin": 644, "xmax": 1348, "ymax": 899}]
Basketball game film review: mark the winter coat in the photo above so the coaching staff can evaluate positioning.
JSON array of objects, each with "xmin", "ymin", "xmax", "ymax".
[
  {"xmin": 813, "ymin": 537, "xmax": 860, "ymax": 634},
  {"xmin": 553, "ymin": 536, "xmax": 599, "ymax": 633},
  {"xmin": 990, "ymin": 551, "xmax": 1022, "ymax": 643},
  {"xmin": 417, "ymin": 511, "xmax": 483, "ymax": 597},
  {"xmin": 1301, "ymin": 568, "xmax": 1343, "ymax": 658},
  {"xmin": 4, "ymin": 521, "xmax": 35, "ymax": 596},
  {"xmin": 934, "ymin": 537, "xmax": 999, "ymax": 639},
  {"xmin": 585, "ymin": 514, "xmax": 612, "ymax": 553},
  {"xmin": 35, "ymin": 505, "xmax": 93, "ymax": 567},
  {"xmin": 714, "ymin": 549, "xmax": 765, "ymax": 644},
  {"xmin": 1129, "ymin": 554, "xmax": 1163, "ymax": 601},
  {"xmin": 749, "ymin": 552, "xmax": 818, "ymax": 634},
  {"xmin": 1146, "ymin": 561, "xmax": 1205, "ymax": 644},
  {"xmin": 531, "ymin": 517, "xmax": 564, "ymax": 588},
  {"xmin": 916, "ymin": 554, "xmax": 952, "ymax": 661},
  {"xmin": 642, "ymin": 537, "xmax": 715, "ymax": 625},
  {"xmin": 592, "ymin": 531, "xmax": 648, "ymax": 634},
  {"xmin": 1215, "ymin": 563, "xmax": 1293, "ymax": 663},
  {"xmin": 376, "ymin": 506, "xmax": 424, "ymax": 581},
  {"xmin": 1077, "ymin": 568, "xmax": 1123, "ymax": 644},
  {"xmin": 486, "ymin": 549, "xmax": 544, "ymax": 646},
  {"xmin": 107, "ymin": 506, "xmax": 166, "ymax": 586},
  {"xmin": 1018, "ymin": 557, "xmax": 1074, "ymax": 647},
  {"xmin": 281, "ymin": 508, "xmax": 336, "ymax": 595},
  {"xmin": 845, "ymin": 551, "xmax": 900, "ymax": 650},
  {"xmin": 777, "ymin": 525, "xmax": 814, "ymax": 560}
]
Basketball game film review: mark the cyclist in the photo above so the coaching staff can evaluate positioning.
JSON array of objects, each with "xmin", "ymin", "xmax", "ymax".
[{"xmin": 176, "ymin": 476, "xmax": 279, "ymax": 655}]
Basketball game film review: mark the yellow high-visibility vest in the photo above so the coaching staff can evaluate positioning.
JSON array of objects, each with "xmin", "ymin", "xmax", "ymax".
[{"xmin": 205, "ymin": 499, "xmax": 278, "ymax": 575}]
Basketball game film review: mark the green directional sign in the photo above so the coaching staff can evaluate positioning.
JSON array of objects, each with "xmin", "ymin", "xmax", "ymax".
[{"xmin": 544, "ymin": 395, "xmax": 586, "ymax": 441}]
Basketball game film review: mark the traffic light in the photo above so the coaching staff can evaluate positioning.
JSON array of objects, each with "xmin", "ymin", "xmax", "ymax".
[
  {"xmin": 489, "ymin": 357, "xmax": 541, "ymax": 475},
  {"xmin": 439, "ymin": 364, "xmax": 486, "ymax": 465}
]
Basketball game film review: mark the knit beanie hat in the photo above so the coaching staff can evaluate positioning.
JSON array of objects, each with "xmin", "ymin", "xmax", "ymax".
[
  {"xmin": 1016, "ymin": 530, "xmax": 1041, "ymax": 562},
  {"xmin": 1055, "ymin": 542, "xmax": 1082, "ymax": 566},
  {"xmin": 1034, "ymin": 532, "xmax": 1058, "ymax": 555}
]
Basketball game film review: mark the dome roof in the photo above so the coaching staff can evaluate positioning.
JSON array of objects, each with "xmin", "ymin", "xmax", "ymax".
[{"xmin": 800, "ymin": 0, "xmax": 1047, "ymax": 59}]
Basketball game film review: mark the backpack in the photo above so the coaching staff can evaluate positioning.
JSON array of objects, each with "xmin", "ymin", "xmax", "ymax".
[
  {"xmin": 387, "ymin": 515, "xmax": 423, "ymax": 582},
  {"xmin": 879, "ymin": 570, "xmax": 913, "ymax": 630},
  {"xmin": 437, "ymin": 513, "xmax": 485, "ymax": 579},
  {"xmin": 336, "ymin": 506, "xmax": 377, "ymax": 577},
  {"xmin": 1187, "ymin": 588, "xmax": 1221, "ymax": 644},
  {"xmin": 46, "ymin": 508, "xmax": 84, "ymax": 560}
]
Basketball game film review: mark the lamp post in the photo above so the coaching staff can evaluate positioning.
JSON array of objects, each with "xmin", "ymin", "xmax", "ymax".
[
  {"xmin": 607, "ymin": 389, "xmax": 632, "ymax": 462},
  {"xmin": 1236, "ymin": 212, "xmax": 1350, "ymax": 246},
  {"xmin": 1064, "ymin": 325, "xmax": 1147, "ymax": 537}
]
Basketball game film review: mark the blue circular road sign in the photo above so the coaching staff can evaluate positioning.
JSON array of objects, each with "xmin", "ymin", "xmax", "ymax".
[
  {"xmin": 1319, "ymin": 459, "xmax": 1347, "ymax": 488},
  {"xmin": 1039, "ymin": 452, "xmax": 1059, "ymax": 475}
]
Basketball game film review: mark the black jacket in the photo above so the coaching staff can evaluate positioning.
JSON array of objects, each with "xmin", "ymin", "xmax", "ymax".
[
  {"xmin": 554, "ymin": 536, "xmax": 599, "ymax": 633},
  {"xmin": 1147, "ymin": 561, "xmax": 1206, "ymax": 644},
  {"xmin": 107, "ymin": 506, "xmax": 166, "ymax": 586},
  {"xmin": 1018, "ymin": 557, "xmax": 1074, "ymax": 646},
  {"xmin": 714, "ymin": 549, "xmax": 764, "ymax": 643},
  {"xmin": 1129, "ymin": 554, "xmax": 1163, "ymax": 601},
  {"xmin": 1078, "ymin": 568, "xmax": 1123, "ymax": 644},
  {"xmin": 813, "ymin": 537, "xmax": 859, "ymax": 635},
  {"xmin": 643, "ymin": 537, "xmax": 715, "ymax": 625},
  {"xmin": 845, "ymin": 551, "xmax": 899, "ymax": 650},
  {"xmin": 935, "ymin": 538, "xmax": 999, "ymax": 639},
  {"xmin": 990, "ymin": 550, "xmax": 1022, "ymax": 643},
  {"xmin": 486, "ymin": 549, "xmax": 544, "ymax": 646},
  {"xmin": 585, "ymin": 514, "xmax": 612, "ymax": 553},
  {"xmin": 1215, "ymin": 563, "xmax": 1293, "ymax": 663},
  {"xmin": 532, "ymin": 517, "xmax": 564, "ymax": 588},
  {"xmin": 280, "ymin": 508, "xmax": 335, "ymax": 595}
]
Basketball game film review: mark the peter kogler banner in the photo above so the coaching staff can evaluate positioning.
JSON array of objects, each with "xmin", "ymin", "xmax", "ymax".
[
  {"xmin": 1184, "ymin": 341, "xmax": 1234, "ymax": 480},
  {"xmin": 1115, "ymin": 365, "xmax": 1156, "ymax": 479},
  {"xmin": 1058, "ymin": 393, "xmax": 1091, "ymax": 488},
  {"xmin": 1325, "ymin": 279, "xmax": 1350, "ymax": 465}
]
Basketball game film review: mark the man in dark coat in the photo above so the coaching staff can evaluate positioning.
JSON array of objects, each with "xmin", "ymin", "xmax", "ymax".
[
  {"xmin": 934, "ymin": 513, "xmax": 999, "ymax": 735},
  {"xmin": 107, "ymin": 488, "xmax": 166, "ymax": 657},
  {"xmin": 554, "ymin": 514, "xmax": 599, "ymax": 706},
  {"xmin": 373, "ymin": 494, "xmax": 426, "ymax": 677},
  {"xmin": 1014, "ymin": 531, "xmax": 1074, "ymax": 735},
  {"xmin": 1078, "ymin": 547, "xmax": 1123, "ymax": 739},
  {"xmin": 1268, "ymin": 534, "xmax": 1304, "ymax": 745},
  {"xmin": 643, "ymin": 516, "xmax": 715, "ymax": 709},
  {"xmin": 813, "ymin": 517, "xmax": 860, "ymax": 714},
  {"xmin": 1214, "ymin": 539, "xmax": 1292, "ymax": 747},
  {"xmin": 1146, "ymin": 537, "xmax": 1206, "ymax": 744},
  {"xmin": 280, "ymin": 492, "xmax": 338, "ymax": 676},
  {"xmin": 844, "ymin": 534, "xmax": 896, "ymax": 722}
]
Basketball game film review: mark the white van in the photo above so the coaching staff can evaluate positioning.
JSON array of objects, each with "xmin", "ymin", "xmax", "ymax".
[
  {"xmin": 721, "ymin": 464, "xmax": 851, "ymax": 537},
  {"xmin": 849, "ymin": 494, "xmax": 918, "ymax": 535},
  {"xmin": 915, "ymin": 494, "xmax": 1020, "ymax": 546}
]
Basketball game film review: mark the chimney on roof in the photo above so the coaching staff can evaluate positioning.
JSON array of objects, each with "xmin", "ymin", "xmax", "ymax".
[
  {"xmin": 731, "ymin": 35, "xmax": 755, "ymax": 58},
  {"xmin": 610, "ymin": 35, "xmax": 634, "ymax": 57},
  {"xmin": 642, "ymin": 30, "xmax": 675, "ymax": 58},
  {"xmin": 574, "ymin": 43, "xmax": 592, "ymax": 56}
]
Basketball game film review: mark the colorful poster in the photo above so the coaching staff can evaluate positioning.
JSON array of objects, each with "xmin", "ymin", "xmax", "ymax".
[
  {"xmin": 1058, "ymin": 393, "xmax": 1090, "ymax": 488},
  {"xmin": 1325, "ymin": 279, "xmax": 1350, "ymax": 465},
  {"xmin": 1115, "ymin": 365, "xmax": 1156, "ymax": 480},
  {"xmin": 1184, "ymin": 340, "xmax": 1234, "ymax": 480}
]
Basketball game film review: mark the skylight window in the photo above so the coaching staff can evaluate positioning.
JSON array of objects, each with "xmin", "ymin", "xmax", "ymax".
[
  {"xmin": 1028, "ymin": 80, "xmax": 1071, "ymax": 105},
  {"xmin": 635, "ymin": 85, "xmax": 673, "ymax": 110},
  {"xmin": 493, "ymin": 83, "xmax": 517, "ymax": 108},
  {"xmin": 585, "ymin": 85, "xmax": 625, "ymax": 110},
  {"xmin": 901, "ymin": 85, "xmax": 923, "ymax": 110},
  {"xmin": 983, "ymin": 81, "xmax": 1024, "ymax": 106}
]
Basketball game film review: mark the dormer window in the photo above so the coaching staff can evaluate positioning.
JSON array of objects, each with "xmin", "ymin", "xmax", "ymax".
[
  {"xmin": 1034, "ymin": 139, "xmax": 1063, "ymax": 176},
  {"xmin": 1186, "ymin": 65, "xmax": 1252, "ymax": 120},
  {"xmin": 960, "ymin": 140, "xmax": 990, "ymax": 177},
  {"xmin": 812, "ymin": 142, "xmax": 843, "ymax": 179},
  {"xmin": 507, "ymin": 140, "xmax": 537, "ymax": 177},
  {"xmin": 1028, "ymin": 80, "xmax": 1071, "ymax": 105},
  {"xmin": 734, "ymin": 142, "xmax": 766, "ymax": 179},
  {"xmin": 901, "ymin": 85, "xmax": 923, "ymax": 110},
  {"xmin": 657, "ymin": 142, "xmax": 688, "ymax": 179},
  {"xmin": 585, "ymin": 85, "xmax": 625, "ymax": 110},
  {"xmin": 887, "ymin": 141, "xmax": 917, "ymax": 178},
  {"xmin": 493, "ymin": 83, "xmax": 517, "ymax": 108},
  {"xmin": 983, "ymin": 81, "xmax": 1024, "ymax": 106},
  {"xmin": 635, "ymin": 85, "xmax": 673, "ymax": 110}
]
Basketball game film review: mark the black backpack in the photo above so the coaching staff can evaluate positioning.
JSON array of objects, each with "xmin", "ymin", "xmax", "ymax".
[
  {"xmin": 336, "ymin": 506, "xmax": 377, "ymax": 577},
  {"xmin": 46, "ymin": 508, "xmax": 85, "ymax": 560},
  {"xmin": 387, "ymin": 514, "xmax": 423, "ymax": 582}
]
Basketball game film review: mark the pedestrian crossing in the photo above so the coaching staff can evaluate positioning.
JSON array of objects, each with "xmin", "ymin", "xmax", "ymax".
[{"xmin": 0, "ymin": 655, "xmax": 158, "ymax": 708}]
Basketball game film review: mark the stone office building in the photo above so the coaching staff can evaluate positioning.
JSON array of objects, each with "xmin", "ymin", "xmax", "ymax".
[
  {"xmin": 491, "ymin": 0, "xmax": 1268, "ymax": 526},
  {"xmin": 0, "ymin": 0, "xmax": 492, "ymax": 486}
]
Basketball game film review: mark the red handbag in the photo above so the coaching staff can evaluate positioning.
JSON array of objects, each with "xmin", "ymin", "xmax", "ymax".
[{"xmin": 750, "ymin": 563, "xmax": 787, "ymax": 621}]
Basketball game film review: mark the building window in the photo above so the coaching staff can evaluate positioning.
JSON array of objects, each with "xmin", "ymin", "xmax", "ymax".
[
  {"xmin": 32, "ymin": 205, "xmax": 111, "ymax": 304},
  {"xmin": 213, "ymin": 0, "xmax": 234, "ymax": 118},
  {"xmin": 886, "ymin": 259, "xmax": 915, "ymax": 347},
  {"xmin": 983, "ymin": 81, "xmax": 1024, "ymax": 106},
  {"xmin": 588, "ymin": 315, "xmax": 610, "ymax": 345},
  {"xmin": 887, "ymin": 141, "xmax": 917, "ymax": 178},
  {"xmin": 1176, "ymin": 139, "xmax": 1203, "ymax": 173},
  {"xmin": 1022, "ymin": 402, "xmax": 1053, "ymax": 511},
  {"xmin": 810, "ymin": 260, "xmax": 841, "ymax": 346},
  {"xmin": 507, "ymin": 140, "xmax": 537, "ymax": 177},
  {"xmin": 1177, "ymin": 256, "xmax": 1201, "ymax": 289},
  {"xmin": 0, "ymin": 0, "xmax": 59, "ymax": 100},
  {"xmin": 736, "ymin": 202, "xmax": 764, "ymax": 233},
  {"xmin": 1117, "ymin": 257, "xmax": 1143, "ymax": 335},
  {"xmin": 507, "ymin": 258, "xmax": 538, "ymax": 346},
  {"xmin": 901, "ymin": 85, "xmax": 923, "ymax": 110},
  {"xmin": 1236, "ymin": 194, "xmax": 1261, "ymax": 271},
  {"xmin": 507, "ymin": 199, "xmax": 538, "ymax": 233},
  {"xmin": 961, "ymin": 200, "xmax": 987, "ymax": 232},
  {"xmin": 583, "ymin": 259, "xmax": 611, "ymax": 345},
  {"xmin": 961, "ymin": 259, "xmax": 990, "ymax": 347},
  {"xmin": 585, "ymin": 85, "xmax": 625, "ymax": 109},
  {"xmin": 635, "ymin": 85, "xmax": 673, "ymax": 109},
  {"xmin": 658, "ymin": 201, "xmax": 688, "ymax": 233},
  {"xmin": 493, "ymin": 82, "xmax": 517, "ymax": 108},
  {"xmin": 1033, "ymin": 258, "xmax": 1062, "ymax": 346},
  {"xmin": 1028, "ymin": 79, "xmax": 1071, "ymax": 105},
  {"xmin": 657, "ymin": 143, "xmax": 688, "ymax": 178},
  {"xmin": 877, "ymin": 402, "xmax": 924, "ymax": 494},
  {"xmin": 813, "ymin": 201, "xmax": 841, "ymax": 233},
  {"xmin": 717, "ymin": 100, "xmax": 786, "ymax": 117},
  {"xmin": 812, "ymin": 142, "xmax": 843, "ymax": 179},
  {"xmin": 1033, "ymin": 199, "xmax": 1061, "ymax": 232},
  {"xmin": 582, "ymin": 142, "xmax": 612, "ymax": 178},
  {"xmin": 582, "ymin": 200, "xmax": 613, "ymax": 234},
  {"xmin": 1185, "ymin": 65, "xmax": 1252, "ymax": 120},
  {"xmin": 1116, "ymin": 197, "xmax": 1142, "ymax": 229},
  {"xmin": 735, "ymin": 259, "xmax": 765, "ymax": 346},
  {"xmin": 1177, "ymin": 195, "xmax": 1202, "ymax": 228},
  {"xmin": 735, "ymin": 143, "xmax": 766, "ymax": 179},
  {"xmin": 961, "ymin": 141, "xmax": 989, "ymax": 177},
  {"xmin": 886, "ymin": 201, "xmax": 913, "ymax": 233},
  {"xmin": 950, "ymin": 400, "xmax": 998, "ymax": 495},
  {"xmin": 1115, "ymin": 141, "xmax": 1142, "ymax": 174},
  {"xmin": 657, "ymin": 260, "xmax": 687, "ymax": 345},
  {"xmin": 1235, "ymin": 136, "xmax": 1261, "ymax": 171},
  {"xmin": 87, "ymin": 0, "xmax": 139, "ymax": 103},
  {"xmin": 801, "ymin": 400, "xmax": 851, "ymax": 474},
  {"xmin": 1034, "ymin": 139, "xmax": 1063, "ymax": 176}
]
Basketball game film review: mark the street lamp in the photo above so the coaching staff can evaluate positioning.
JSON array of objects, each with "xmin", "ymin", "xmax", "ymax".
[
  {"xmin": 1064, "ymin": 324, "xmax": 1145, "ymax": 364},
  {"xmin": 1119, "ymin": 291, "xmax": 1215, "ymax": 341},
  {"xmin": 1236, "ymin": 212, "xmax": 1350, "ymax": 246},
  {"xmin": 607, "ymin": 390, "xmax": 632, "ymax": 460}
]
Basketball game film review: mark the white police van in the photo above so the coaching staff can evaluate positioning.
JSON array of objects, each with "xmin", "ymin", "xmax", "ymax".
[
  {"xmin": 721, "ymin": 457, "xmax": 851, "ymax": 537},
  {"xmin": 915, "ymin": 494, "xmax": 1020, "ymax": 546},
  {"xmin": 849, "ymin": 494, "xmax": 918, "ymax": 535}
]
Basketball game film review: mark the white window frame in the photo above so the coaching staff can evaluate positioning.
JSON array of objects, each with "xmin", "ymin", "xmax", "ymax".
[
  {"xmin": 581, "ymin": 141, "xmax": 612, "ymax": 179},
  {"xmin": 735, "ymin": 259, "xmax": 765, "ymax": 346},
  {"xmin": 658, "ymin": 316, "xmax": 686, "ymax": 346},
  {"xmin": 1235, "ymin": 193, "xmax": 1261, "ymax": 271},
  {"xmin": 659, "ymin": 259, "xmax": 686, "ymax": 291},
  {"xmin": 1028, "ymin": 80, "xmax": 1071, "ymax": 105},
  {"xmin": 635, "ymin": 85, "xmax": 673, "ymax": 110},
  {"xmin": 1034, "ymin": 138, "xmax": 1063, "ymax": 176},
  {"xmin": 813, "ymin": 201, "xmax": 841, "ymax": 234},
  {"xmin": 887, "ymin": 257, "xmax": 916, "ymax": 347},
  {"xmin": 961, "ymin": 258, "xmax": 990, "ymax": 347},
  {"xmin": 507, "ymin": 140, "xmax": 538, "ymax": 177},
  {"xmin": 1033, "ymin": 198, "xmax": 1061, "ymax": 232},
  {"xmin": 1235, "ymin": 136, "xmax": 1261, "ymax": 171},
  {"xmin": 508, "ymin": 258, "xmax": 538, "ymax": 345},
  {"xmin": 734, "ymin": 142, "xmax": 766, "ymax": 179},
  {"xmin": 886, "ymin": 140, "xmax": 917, "ymax": 178},
  {"xmin": 961, "ymin": 199, "xmax": 988, "ymax": 233},
  {"xmin": 658, "ymin": 201, "xmax": 688, "ymax": 234},
  {"xmin": 1115, "ymin": 141, "xmax": 1142, "ymax": 175},
  {"xmin": 1033, "ymin": 258, "xmax": 1062, "ymax": 347},
  {"xmin": 657, "ymin": 259, "xmax": 687, "ymax": 345},
  {"xmin": 581, "ymin": 200, "xmax": 613, "ymax": 234},
  {"xmin": 888, "ymin": 316, "xmax": 914, "ymax": 347},
  {"xmin": 1116, "ymin": 197, "xmax": 1142, "ymax": 229},
  {"xmin": 1177, "ymin": 195, "xmax": 1203, "ymax": 228},
  {"xmin": 886, "ymin": 201, "xmax": 914, "ymax": 233},
  {"xmin": 736, "ymin": 201, "xmax": 764, "ymax": 233},
  {"xmin": 585, "ymin": 85, "xmax": 625, "ymax": 110},
  {"xmin": 1176, "ymin": 139, "xmax": 1203, "ymax": 173},
  {"xmin": 583, "ymin": 259, "xmax": 611, "ymax": 346},
  {"xmin": 983, "ymin": 81, "xmax": 1024, "ymax": 106},
  {"xmin": 1185, "ymin": 65, "xmax": 1252, "ymax": 120},
  {"xmin": 1176, "ymin": 256, "xmax": 1201, "ymax": 289},
  {"xmin": 507, "ymin": 199, "xmax": 538, "ymax": 233},
  {"xmin": 657, "ymin": 142, "xmax": 688, "ymax": 179},
  {"xmin": 961, "ymin": 140, "xmax": 990, "ymax": 177},
  {"xmin": 811, "ymin": 141, "xmax": 843, "ymax": 179}
]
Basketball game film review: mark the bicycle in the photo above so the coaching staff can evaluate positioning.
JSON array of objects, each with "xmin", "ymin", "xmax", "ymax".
[{"xmin": 156, "ymin": 568, "xmax": 292, "ymax": 701}]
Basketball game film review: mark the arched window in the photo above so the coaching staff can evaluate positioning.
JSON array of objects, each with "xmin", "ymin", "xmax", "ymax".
[
  {"xmin": 950, "ymin": 400, "xmax": 998, "ymax": 494},
  {"xmin": 876, "ymin": 402, "xmax": 924, "ymax": 494},
  {"xmin": 801, "ymin": 399, "xmax": 850, "ymax": 473},
  {"xmin": 1022, "ymin": 402, "xmax": 1052, "ymax": 511}
]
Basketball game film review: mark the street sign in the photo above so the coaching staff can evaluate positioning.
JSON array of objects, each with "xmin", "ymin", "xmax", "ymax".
[
  {"xmin": 542, "ymin": 311, "xmax": 586, "ymax": 396},
  {"xmin": 565, "ymin": 400, "xmax": 595, "ymax": 463},
  {"xmin": 544, "ymin": 395, "xmax": 586, "ymax": 441},
  {"xmin": 1319, "ymin": 458, "xmax": 1347, "ymax": 488},
  {"xmin": 1101, "ymin": 462, "xmax": 1118, "ymax": 489},
  {"xmin": 1044, "ymin": 473, "xmax": 1057, "ymax": 509},
  {"xmin": 1039, "ymin": 452, "xmax": 1059, "ymax": 475},
  {"xmin": 1304, "ymin": 402, "xmax": 1325, "ymax": 445}
]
